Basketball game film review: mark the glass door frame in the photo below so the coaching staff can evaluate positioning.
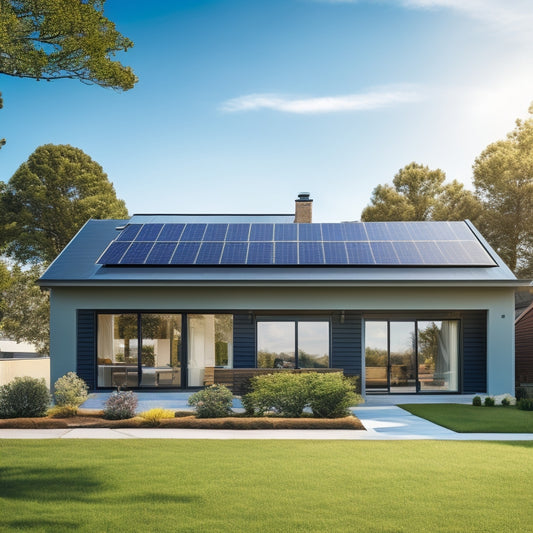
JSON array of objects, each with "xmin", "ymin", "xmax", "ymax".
[{"xmin": 364, "ymin": 318, "xmax": 461, "ymax": 394}]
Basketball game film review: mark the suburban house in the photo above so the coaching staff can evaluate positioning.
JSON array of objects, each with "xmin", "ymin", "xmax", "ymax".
[
  {"xmin": 515, "ymin": 303, "xmax": 533, "ymax": 390},
  {"xmin": 38, "ymin": 194, "xmax": 525, "ymax": 396}
]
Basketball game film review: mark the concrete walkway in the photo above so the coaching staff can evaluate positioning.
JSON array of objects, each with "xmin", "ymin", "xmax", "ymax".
[{"xmin": 1, "ymin": 393, "xmax": 532, "ymax": 440}]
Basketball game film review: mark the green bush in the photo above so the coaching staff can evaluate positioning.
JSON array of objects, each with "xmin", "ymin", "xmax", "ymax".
[
  {"xmin": 472, "ymin": 396, "xmax": 482, "ymax": 406},
  {"xmin": 501, "ymin": 397, "xmax": 511, "ymax": 407},
  {"xmin": 517, "ymin": 398, "xmax": 533, "ymax": 411},
  {"xmin": 188, "ymin": 384, "xmax": 234, "ymax": 418},
  {"xmin": 243, "ymin": 373, "xmax": 309, "ymax": 417},
  {"xmin": 305, "ymin": 373, "xmax": 362, "ymax": 418},
  {"xmin": 515, "ymin": 387, "xmax": 528, "ymax": 400},
  {"xmin": 243, "ymin": 372, "xmax": 362, "ymax": 418},
  {"xmin": 103, "ymin": 390, "xmax": 138, "ymax": 420},
  {"xmin": 484, "ymin": 396, "xmax": 495, "ymax": 407},
  {"xmin": 0, "ymin": 377, "xmax": 51, "ymax": 418},
  {"xmin": 53, "ymin": 372, "xmax": 89, "ymax": 408}
]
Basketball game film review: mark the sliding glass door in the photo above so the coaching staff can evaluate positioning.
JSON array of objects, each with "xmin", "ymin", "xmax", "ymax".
[{"xmin": 365, "ymin": 319, "xmax": 459, "ymax": 393}]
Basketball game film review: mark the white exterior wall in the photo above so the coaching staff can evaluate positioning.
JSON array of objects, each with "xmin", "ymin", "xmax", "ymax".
[
  {"xmin": 49, "ymin": 285, "xmax": 516, "ymax": 395},
  {"xmin": 0, "ymin": 358, "xmax": 50, "ymax": 387}
]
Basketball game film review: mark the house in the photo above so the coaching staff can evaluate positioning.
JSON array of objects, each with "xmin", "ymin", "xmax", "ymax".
[
  {"xmin": 38, "ymin": 193, "xmax": 525, "ymax": 396},
  {"xmin": 515, "ymin": 302, "xmax": 533, "ymax": 389}
]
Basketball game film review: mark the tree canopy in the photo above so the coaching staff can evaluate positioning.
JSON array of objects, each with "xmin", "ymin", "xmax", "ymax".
[
  {"xmin": 0, "ymin": 0, "xmax": 137, "ymax": 90},
  {"xmin": 361, "ymin": 162, "xmax": 480, "ymax": 222},
  {"xmin": 0, "ymin": 264, "xmax": 49, "ymax": 355},
  {"xmin": 473, "ymin": 105, "xmax": 533, "ymax": 277},
  {"xmin": 1, "ymin": 143, "xmax": 128, "ymax": 263}
]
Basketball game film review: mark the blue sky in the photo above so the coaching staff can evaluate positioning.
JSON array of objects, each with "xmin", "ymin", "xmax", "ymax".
[{"xmin": 2, "ymin": 0, "xmax": 533, "ymax": 222}]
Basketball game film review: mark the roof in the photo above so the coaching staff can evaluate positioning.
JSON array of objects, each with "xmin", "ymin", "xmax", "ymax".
[{"xmin": 38, "ymin": 217, "xmax": 524, "ymax": 288}]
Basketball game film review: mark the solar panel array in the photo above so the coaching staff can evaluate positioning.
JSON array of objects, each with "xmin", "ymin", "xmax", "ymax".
[{"xmin": 97, "ymin": 222, "xmax": 497, "ymax": 267}]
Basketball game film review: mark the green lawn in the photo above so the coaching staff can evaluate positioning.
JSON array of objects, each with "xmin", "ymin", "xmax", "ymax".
[
  {"xmin": 1, "ymin": 440, "xmax": 532, "ymax": 532},
  {"xmin": 400, "ymin": 403, "xmax": 533, "ymax": 433}
]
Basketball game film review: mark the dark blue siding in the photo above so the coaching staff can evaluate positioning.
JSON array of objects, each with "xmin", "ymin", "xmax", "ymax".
[
  {"xmin": 331, "ymin": 312, "xmax": 362, "ymax": 377},
  {"xmin": 462, "ymin": 311, "xmax": 487, "ymax": 393},
  {"xmin": 233, "ymin": 313, "xmax": 256, "ymax": 367},
  {"xmin": 77, "ymin": 310, "xmax": 96, "ymax": 390}
]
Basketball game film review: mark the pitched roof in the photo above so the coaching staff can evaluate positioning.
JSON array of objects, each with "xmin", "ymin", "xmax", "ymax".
[{"xmin": 38, "ymin": 217, "xmax": 523, "ymax": 287}]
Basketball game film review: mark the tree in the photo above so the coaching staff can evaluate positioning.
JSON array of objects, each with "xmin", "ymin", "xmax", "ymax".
[
  {"xmin": 361, "ymin": 162, "xmax": 481, "ymax": 223},
  {"xmin": 0, "ymin": 0, "xmax": 137, "ymax": 90},
  {"xmin": 1, "ymin": 144, "xmax": 128, "ymax": 264},
  {"xmin": 473, "ymin": 105, "xmax": 533, "ymax": 277},
  {"xmin": 0, "ymin": 92, "xmax": 5, "ymax": 149},
  {"xmin": 0, "ymin": 265, "xmax": 49, "ymax": 355}
]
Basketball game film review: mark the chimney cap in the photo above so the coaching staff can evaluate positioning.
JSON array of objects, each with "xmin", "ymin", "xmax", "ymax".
[{"xmin": 297, "ymin": 192, "xmax": 311, "ymax": 202}]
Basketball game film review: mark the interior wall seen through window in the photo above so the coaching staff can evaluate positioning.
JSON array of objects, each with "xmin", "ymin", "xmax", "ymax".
[{"xmin": 188, "ymin": 314, "xmax": 233, "ymax": 387}]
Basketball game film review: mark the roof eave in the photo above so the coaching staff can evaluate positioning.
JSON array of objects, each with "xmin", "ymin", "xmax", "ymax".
[{"xmin": 38, "ymin": 278, "xmax": 530, "ymax": 289}]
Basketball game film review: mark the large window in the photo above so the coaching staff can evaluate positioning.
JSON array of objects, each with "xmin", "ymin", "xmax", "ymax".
[
  {"xmin": 97, "ymin": 313, "xmax": 182, "ymax": 388},
  {"xmin": 97, "ymin": 313, "xmax": 233, "ymax": 388},
  {"xmin": 257, "ymin": 320, "xmax": 330, "ymax": 369},
  {"xmin": 188, "ymin": 314, "xmax": 233, "ymax": 387},
  {"xmin": 364, "ymin": 319, "xmax": 459, "ymax": 393}
]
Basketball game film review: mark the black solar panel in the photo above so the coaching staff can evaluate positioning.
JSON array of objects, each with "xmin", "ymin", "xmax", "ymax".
[
  {"xmin": 275, "ymin": 241, "xmax": 298, "ymax": 264},
  {"xmin": 146, "ymin": 242, "xmax": 176, "ymax": 264},
  {"xmin": 170, "ymin": 242, "xmax": 200, "ymax": 264},
  {"xmin": 136, "ymin": 223, "xmax": 163, "ymax": 241},
  {"xmin": 221, "ymin": 242, "xmax": 248, "ymax": 264},
  {"xmin": 97, "ymin": 221, "xmax": 497, "ymax": 267},
  {"xmin": 226, "ymin": 224, "xmax": 250, "ymax": 241},
  {"xmin": 248, "ymin": 242, "xmax": 274, "ymax": 264}
]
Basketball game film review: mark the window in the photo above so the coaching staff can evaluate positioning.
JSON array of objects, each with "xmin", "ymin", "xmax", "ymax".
[
  {"xmin": 97, "ymin": 313, "xmax": 182, "ymax": 388},
  {"xmin": 97, "ymin": 313, "xmax": 233, "ymax": 388},
  {"xmin": 364, "ymin": 319, "xmax": 459, "ymax": 393},
  {"xmin": 188, "ymin": 314, "xmax": 234, "ymax": 387},
  {"xmin": 257, "ymin": 320, "xmax": 330, "ymax": 369}
]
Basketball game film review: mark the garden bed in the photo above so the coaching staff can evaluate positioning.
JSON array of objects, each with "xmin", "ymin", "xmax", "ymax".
[{"xmin": 0, "ymin": 410, "xmax": 365, "ymax": 430}]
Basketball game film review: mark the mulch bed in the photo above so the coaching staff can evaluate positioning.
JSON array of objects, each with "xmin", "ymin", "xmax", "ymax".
[{"xmin": 0, "ymin": 410, "xmax": 365, "ymax": 430}]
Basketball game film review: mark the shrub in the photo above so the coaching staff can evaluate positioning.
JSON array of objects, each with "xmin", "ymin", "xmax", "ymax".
[
  {"xmin": 53, "ymin": 372, "xmax": 89, "ymax": 408},
  {"xmin": 243, "ymin": 372, "xmax": 362, "ymax": 418},
  {"xmin": 139, "ymin": 408, "xmax": 175, "ymax": 426},
  {"xmin": 188, "ymin": 384, "xmax": 234, "ymax": 418},
  {"xmin": 515, "ymin": 387, "xmax": 528, "ymax": 400},
  {"xmin": 243, "ymin": 373, "xmax": 309, "ymax": 417},
  {"xmin": 501, "ymin": 397, "xmax": 510, "ymax": 407},
  {"xmin": 305, "ymin": 373, "xmax": 362, "ymax": 418},
  {"xmin": 0, "ymin": 377, "xmax": 51, "ymax": 418},
  {"xmin": 472, "ymin": 395, "xmax": 482, "ymax": 406},
  {"xmin": 47, "ymin": 405, "xmax": 78, "ymax": 418},
  {"xmin": 484, "ymin": 396, "xmax": 495, "ymax": 407},
  {"xmin": 517, "ymin": 398, "xmax": 533, "ymax": 411},
  {"xmin": 103, "ymin": 390, "xmax": 138, "ymax": 420}
]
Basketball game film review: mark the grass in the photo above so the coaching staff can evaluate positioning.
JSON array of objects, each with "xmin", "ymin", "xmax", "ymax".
[
  {"xmin": 399, "ymin": 403, "xmax": 533, "ymax": 433},
  {"xmin": 1, "ymin": 440, "xmax": 532, "ymax": 532}
]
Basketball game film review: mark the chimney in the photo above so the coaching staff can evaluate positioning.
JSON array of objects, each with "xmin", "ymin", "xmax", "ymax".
[{"xmin": 294, "ymin": 192, "xmax": 313, "ymax": 223}]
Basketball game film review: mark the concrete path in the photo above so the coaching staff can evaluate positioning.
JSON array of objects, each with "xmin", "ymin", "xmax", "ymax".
[{"xmin": 1, "ymin": 393, "xmax": 532, "ymax": 440}]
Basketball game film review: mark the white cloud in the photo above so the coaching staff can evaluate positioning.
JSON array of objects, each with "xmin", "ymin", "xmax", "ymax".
[
  {"xmin": 314, "ymin": 0, "xmax": 533, "ymax": 40},
  {"xmin": 220, "ymin": 88, "xmax": 421, "ymax": 114}
]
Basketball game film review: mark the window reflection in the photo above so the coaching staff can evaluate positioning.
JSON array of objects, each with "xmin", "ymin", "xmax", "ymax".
[
  {"xmin": 364, "ymin": 319, "xmax": 460, "ymax": 393},
  {"xmin": 257, "ymin": 322, "xmax": 295, "ymax": 368},
  {"xmin": 298, "ymin": 322, "xmax": 329, "ymax": 368},
  {"xmin": 257, "ymin": 321, "xmax": 329, "ymax": 369}
]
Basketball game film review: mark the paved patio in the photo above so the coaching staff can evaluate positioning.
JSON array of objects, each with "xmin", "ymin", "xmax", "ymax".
[{"xmin": 1, "ymin": 392, "xmax": 532, "ymax": 440}]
